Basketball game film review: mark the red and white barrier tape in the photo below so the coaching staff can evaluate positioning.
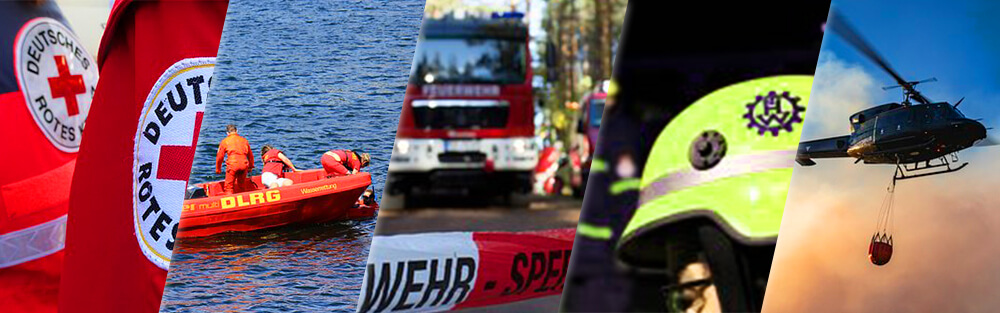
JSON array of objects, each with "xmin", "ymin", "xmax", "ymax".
[{"xmin": 357, "ymin": 228, "xmax": 576, "ymax": 313}]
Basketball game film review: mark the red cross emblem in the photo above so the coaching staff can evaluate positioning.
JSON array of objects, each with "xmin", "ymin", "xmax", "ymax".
[
  {"xmin": 47, "ymin": 55, "xmax": 86, "ymax": 117},
  {"xmin": 157, "ymin": 112, "xmax": 205, "ymax": 181}
]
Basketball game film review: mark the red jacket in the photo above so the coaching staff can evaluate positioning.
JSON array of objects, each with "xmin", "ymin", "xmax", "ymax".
[
  {"xmin": 0, "ymin": 2, "xmax": 96, "ymax": 312},
  {"xmin": 60, "ymin": 1, "xmax": 228, "ymax": 312}
]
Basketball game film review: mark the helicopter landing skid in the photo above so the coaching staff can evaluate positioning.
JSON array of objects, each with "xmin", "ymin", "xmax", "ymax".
[{"xmin": 893, "ymin": 154, "xmax": 967, "ymax": 182}]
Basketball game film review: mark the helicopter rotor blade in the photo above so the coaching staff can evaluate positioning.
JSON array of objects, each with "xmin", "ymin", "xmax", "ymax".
[
  {"xmin": 954, "ymin": 97, "xmax": 965, "ymax": 108},
  {"xmin": 827, "ymin": 10, "xmax": 932, "ymax": 104},
  {"xmin": 882, "ymin": 78, "xmax": 936, "ymax": 91}
]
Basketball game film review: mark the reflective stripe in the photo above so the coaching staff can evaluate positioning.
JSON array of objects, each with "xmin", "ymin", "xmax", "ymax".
[
  {"xmin": 639, "ymin": 150, "xmax": 797, "ymax": 206},
  {"xmin": 610, "ymin": 178, "xmax": 641, "ymax": 195},
  {"xmin": 577, "ymin": 222, "xmax": 612, "ymax": 241},
  {"xmin": 0, "ymin": 214, "xmax": 66, "ymax": 268},
  {"xmin": 590, "ymin": 158, "xmax": 607, "ymax": 173}
]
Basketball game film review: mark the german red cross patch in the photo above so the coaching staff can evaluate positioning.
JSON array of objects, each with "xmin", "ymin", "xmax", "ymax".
[
  {"xmin": 14, "ymin": 17, "xmax": 98, "ymax": 152},
  {"xmin": 131, "ymin": 58, "xmax": 214, "ymax": 269}
]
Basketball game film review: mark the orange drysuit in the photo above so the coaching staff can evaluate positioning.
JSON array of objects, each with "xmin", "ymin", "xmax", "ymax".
[{"xmin": 216, "ymin": 133, "xmax": 254, "ymax": 194}]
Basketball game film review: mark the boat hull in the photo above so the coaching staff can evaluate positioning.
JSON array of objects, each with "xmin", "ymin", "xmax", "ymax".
[{"xmin": 179, "ymin": 170, "xmax": 376, "ymax": 237}]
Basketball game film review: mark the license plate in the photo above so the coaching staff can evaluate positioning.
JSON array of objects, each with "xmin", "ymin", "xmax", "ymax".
[{"xmin": 444, "ymin": 140, "xmax": 479, "ymax": 152}]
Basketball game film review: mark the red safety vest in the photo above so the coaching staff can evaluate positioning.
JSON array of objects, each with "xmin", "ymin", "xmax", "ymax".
[
  {"xmin": 330, "ymin": 149, "xmax": 362, "ymax": 172},
  {"xmin": 0, "ymin": 2, "xmax": 97, "ymax": 312}
]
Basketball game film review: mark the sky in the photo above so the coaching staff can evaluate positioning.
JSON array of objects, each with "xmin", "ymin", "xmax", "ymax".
[
  {"xmin": 764, "ymin": 1, "xmax": 1000, "ymax": 312},
  {"xmin": 803, "ymin": 0, "xmax": 1000, "ymax": 140}
]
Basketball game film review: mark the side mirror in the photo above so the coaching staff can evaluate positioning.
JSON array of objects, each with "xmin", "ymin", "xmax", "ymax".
[{"xmin": 545, "ymin": 42, "xmax": 558, "ymax": 82}]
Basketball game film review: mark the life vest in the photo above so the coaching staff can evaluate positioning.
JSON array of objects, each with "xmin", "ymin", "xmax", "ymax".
[
  {"xmin": 262, "ymin": 149, "xmax": 285, "ymax": 177},
  {"xmin": 330, "ymin": 149, "xmax": 362, "ymax": 172}
]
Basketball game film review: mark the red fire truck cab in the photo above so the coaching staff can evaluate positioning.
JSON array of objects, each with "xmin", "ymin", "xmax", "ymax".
[{"xmin": 388, "ymin": 13, "xmax": 538, "ymax": 202}]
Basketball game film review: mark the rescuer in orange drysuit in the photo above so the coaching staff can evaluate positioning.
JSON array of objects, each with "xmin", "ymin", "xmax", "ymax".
[
  {"xmin": 216, "ymin": 124, "xmax": 254, "ymax": 194},
  {"xmin": 321, "ymin": 149, "xmax": 370, "ymax": 177}
]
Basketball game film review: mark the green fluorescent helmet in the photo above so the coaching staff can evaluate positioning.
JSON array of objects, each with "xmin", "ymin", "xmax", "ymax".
[{"xmin": 616, "ymin": 75, "xmax": 813, "ymax": 270}]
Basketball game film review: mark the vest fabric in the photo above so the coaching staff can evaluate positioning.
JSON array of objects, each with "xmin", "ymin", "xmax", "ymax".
[
  {"xmin": 0, "ymin": 2, "xmax": 88, "ymax": 312},
  {"xmin": 59, "ymin": 1, "xmax": 228, "ymax": 312},
  {"xmin": 262, "ymin": 148, "xmax": 285, "ymax": 177}
]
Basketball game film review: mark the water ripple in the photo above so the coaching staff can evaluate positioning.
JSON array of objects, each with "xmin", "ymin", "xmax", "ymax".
[{"xmin": 161, "ymin": 0, "xmax": 423, "ymax": 311}]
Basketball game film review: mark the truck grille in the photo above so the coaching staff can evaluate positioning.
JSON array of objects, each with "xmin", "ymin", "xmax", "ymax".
[
  {"xmin": 438, "ymin": 152, "xmax": 487, "ymax": 163},
  {"xmin": 411, "ymin": 100, "xmax": 509, "ymax": 129}
]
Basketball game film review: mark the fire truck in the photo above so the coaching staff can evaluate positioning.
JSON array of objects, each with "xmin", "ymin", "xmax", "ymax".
[
  {"xmin": 571, "ymin": 88, "xmax": 607, "ymax": 196},
  {"xmin": 387, "ymin": 12, "xmax": 537, "ymax": 205}
]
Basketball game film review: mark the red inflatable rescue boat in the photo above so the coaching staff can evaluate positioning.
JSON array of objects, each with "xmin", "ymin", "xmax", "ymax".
[{"xmin": 179, "ymin": 169, "xmax": 378, "ymax": 237}]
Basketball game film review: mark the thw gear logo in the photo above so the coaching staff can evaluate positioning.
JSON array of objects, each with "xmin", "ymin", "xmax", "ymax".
[
  {"xmin": 14, "ymin": 17, "xmax": 99, "ymax": 152},
  {"xmin": 743, "ymin": 91, "xmax": 805, "ymax": 137},
  {"xmin": 132, "ymin": 58, "xmax": 214, "ymax": 269}
]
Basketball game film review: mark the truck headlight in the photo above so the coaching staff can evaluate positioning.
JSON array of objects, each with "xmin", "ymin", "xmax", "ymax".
[
  {"xmin": 395, "ymin": 139, "xmax": 410, "ymax": 155},
  {"xmin": 512, "ymin": 139, "xmax": 526, "ymax": 154}
]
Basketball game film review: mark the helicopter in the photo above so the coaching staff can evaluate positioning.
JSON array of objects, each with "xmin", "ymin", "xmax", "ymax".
[{"xmin": 795, "ymin": 10, "xmax": 994, "ymax": 182}]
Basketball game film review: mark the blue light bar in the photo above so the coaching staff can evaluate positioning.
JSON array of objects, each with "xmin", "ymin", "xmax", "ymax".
[{"xmin": 491, "ymin": 11, "xmax": 525, "ymax": 19}]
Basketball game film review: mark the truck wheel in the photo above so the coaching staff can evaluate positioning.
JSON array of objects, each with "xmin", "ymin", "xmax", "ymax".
[
  {"xmin": 503, "ymin": 192, "xmax": 530, "ymax": 208},
  {"xmin": 380, "ymin": 187, "xmax": 407, "ymax": 210},
  {"xmin": 402, "ymin": 191, "xmax": 417, "ymax": 209}
]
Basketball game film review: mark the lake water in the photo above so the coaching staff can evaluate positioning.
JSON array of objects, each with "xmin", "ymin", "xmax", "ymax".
[{"xmin": 160, "ymin": 0, "xmax": 423, "ymax": 311}]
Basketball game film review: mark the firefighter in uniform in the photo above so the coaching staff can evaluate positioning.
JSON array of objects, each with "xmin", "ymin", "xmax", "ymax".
[{"xmin": 563, "ymin": 79, "xmax": 673, "ymax": 312}]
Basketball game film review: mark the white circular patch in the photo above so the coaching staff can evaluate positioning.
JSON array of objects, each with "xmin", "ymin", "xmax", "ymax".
[
  {"xmin": 132, "ymin": 58, "xmax": 214, "ymax": 269},
  {"xmin": 14, "ymin": 17, "xmax": 99, "ymax": 153}
]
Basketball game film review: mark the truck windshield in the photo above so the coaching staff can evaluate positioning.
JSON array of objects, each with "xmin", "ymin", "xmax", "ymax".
[{"xmin": 411, "ymin": 37, "xmax": 527, "ymax": 85}]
